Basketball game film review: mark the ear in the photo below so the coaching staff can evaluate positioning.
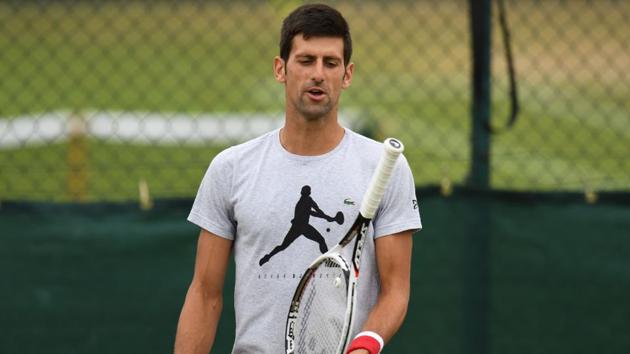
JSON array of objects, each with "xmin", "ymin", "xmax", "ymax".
[
  {"xmin": 274, "ymin": 56, "xmax": 286, "ymax": 83},
  {"xmin": 342, "ymin": 62, "xmax": 354, "ymax": 89}
]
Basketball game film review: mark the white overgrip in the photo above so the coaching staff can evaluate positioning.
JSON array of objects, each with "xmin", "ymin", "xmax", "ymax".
[{"xmin": 359, "ymin": 138, "xmax": 404, "ymax": 219}]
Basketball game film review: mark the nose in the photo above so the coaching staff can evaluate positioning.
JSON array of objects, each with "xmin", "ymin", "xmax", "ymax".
[{"xmin": 311, "ymin": 60, "xmax": 325, "ymax": 83}]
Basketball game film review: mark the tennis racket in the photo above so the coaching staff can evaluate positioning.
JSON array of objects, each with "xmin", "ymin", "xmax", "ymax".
[{"xmin": 285, "ymin": 137, "xmax": 404, "ymax": 354}]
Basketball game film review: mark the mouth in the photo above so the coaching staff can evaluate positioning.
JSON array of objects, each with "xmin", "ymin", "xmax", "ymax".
[{"xmin": 305, "ymin": 87, "xmax": 326, "ymax": 101}]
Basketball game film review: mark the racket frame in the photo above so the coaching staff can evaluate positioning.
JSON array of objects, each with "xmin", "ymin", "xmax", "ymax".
[{"xmin": 285, "ymin": 215, "xmax": 369, "ymax": 353}]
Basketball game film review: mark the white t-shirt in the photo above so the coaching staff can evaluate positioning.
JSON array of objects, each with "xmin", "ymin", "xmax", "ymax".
[{"xmin": 188, "ymin": 128, "xmax": 422, "ymax": 353}]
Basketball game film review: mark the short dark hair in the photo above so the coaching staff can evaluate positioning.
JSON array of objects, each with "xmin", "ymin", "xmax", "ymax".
[{"xmin": 279, "ymin": 4, "xmax": 352, "ymax": 66}]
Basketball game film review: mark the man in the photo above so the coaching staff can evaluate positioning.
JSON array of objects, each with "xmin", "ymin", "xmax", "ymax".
[{"xmin": 174, "ymin": 4, "xmax": 421, "ymax": 354}]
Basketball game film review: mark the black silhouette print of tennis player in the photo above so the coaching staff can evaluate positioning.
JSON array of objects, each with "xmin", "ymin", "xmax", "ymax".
[{"xmin": 259, "ymin": 185, "xmax": 344, "ymax": 266}]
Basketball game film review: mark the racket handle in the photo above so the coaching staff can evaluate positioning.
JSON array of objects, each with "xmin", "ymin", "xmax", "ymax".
[{"xmin": 360, "ymin": 138, "xmax": 404, "ymax": 219}]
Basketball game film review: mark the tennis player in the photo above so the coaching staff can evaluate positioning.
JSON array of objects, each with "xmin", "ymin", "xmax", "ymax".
[{"xmin": 174, "ymin": 4, "xmax": 422, "ymax": 353}]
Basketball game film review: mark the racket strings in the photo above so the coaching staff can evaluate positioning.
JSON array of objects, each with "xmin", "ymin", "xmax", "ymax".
[{"xmin": 294, "ymin": 260, "xmax": 349, "ymax": 354}]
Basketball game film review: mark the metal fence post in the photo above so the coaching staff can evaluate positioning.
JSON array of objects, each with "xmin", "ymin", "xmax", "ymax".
[
  {"xmin": 465, "ymin": 2, "xmax": 492, "ymax": 354},
  {"xmin": 468, "ymin": 0, "xmax": 492, "ymax": 190}
]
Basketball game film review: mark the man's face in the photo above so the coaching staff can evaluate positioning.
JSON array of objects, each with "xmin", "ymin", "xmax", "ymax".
[{"xmin": 274, "ymin": 34, "xmax": 353, "ymax": 121}]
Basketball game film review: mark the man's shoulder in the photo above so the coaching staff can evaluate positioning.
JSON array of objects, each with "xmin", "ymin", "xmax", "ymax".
[
  {"xmin": 346, "ymin": 128, "xmax": 383, "ymax": 149},
  {"xmin": 345, "ymin": 128, "xmax": 389, "ymax": 159},
  {"xmin": 214, "ymin": 129, "xmax": 278, "ymax": 161},
  {"xmin": 345, "ymin": 128, "xmax": 411, "ymax": 169}
]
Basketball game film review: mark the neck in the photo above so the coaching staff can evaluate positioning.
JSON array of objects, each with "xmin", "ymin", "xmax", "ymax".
[{"xmin": 280, "ymin": 116, "xmax": 345, "ymax": 156}]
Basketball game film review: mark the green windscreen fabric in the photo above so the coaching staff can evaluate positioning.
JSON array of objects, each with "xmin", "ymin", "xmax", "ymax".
[{"xmin": 1, "ymin": 192, "xmax": 628, "ymax": 353}]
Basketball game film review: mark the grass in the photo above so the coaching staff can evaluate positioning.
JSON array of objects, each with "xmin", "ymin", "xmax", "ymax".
[{"xmin": 0, "ymin": 0, "xmax": 628, "ymax": 201}]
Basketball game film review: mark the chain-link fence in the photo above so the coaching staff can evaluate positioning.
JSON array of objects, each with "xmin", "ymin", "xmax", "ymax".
[{"xmin": 1, "ymin": 0, "xmax": 628, "ymax": 202}]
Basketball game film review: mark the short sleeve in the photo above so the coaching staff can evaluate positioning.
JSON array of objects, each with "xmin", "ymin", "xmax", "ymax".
[
  {"xmin": 187, "ymin": 151, "xmax": 236, "ymax": 240},
  {"xmin": 372, "ymin": 155, "xmax": 422, "ymax": 238}
]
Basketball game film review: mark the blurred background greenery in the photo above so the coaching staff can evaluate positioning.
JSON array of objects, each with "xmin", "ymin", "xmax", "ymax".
[{"xmin": 1, "ymin": 0, "xmax": 628, "ymax": 201}]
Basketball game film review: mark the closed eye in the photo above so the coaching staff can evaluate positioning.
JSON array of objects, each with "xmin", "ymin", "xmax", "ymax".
[{"xmin": 296, "ymin": 56, "xmax": 315, "ymax": 65}]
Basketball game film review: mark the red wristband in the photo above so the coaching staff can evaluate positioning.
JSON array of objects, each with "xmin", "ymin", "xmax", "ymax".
[{"xmin": 346, "ymin": 331, "xmax": 383, "ymax": 354}]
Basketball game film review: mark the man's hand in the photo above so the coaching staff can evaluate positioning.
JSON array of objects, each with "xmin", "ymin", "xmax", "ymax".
[
  {"xmin": 348, "ymin": 350, "xmax": 369, "ymax": 354},
  {"xmin": 345, "ymin": 232, "xmax": 414, "ymax": 354}
]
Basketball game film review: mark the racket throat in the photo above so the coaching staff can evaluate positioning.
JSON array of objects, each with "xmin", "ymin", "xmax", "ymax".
[{"xmin": 351, "ymin": 221, "xmax": 370, "ymax": 274}]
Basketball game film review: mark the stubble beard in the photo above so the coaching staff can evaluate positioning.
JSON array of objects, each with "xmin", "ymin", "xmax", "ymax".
[{"xmin": 295, "ymin": 94, "xmax": 336, "ymax": 122}]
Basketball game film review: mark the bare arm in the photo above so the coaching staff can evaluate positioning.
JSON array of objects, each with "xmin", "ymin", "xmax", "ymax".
[
  {"xmin": 349, "ymin": 230, "xmax": 413, "ymax": 353},
  {"xmin": 174, "ymin": 229, "xmax": 233, "ymax": 354}
]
